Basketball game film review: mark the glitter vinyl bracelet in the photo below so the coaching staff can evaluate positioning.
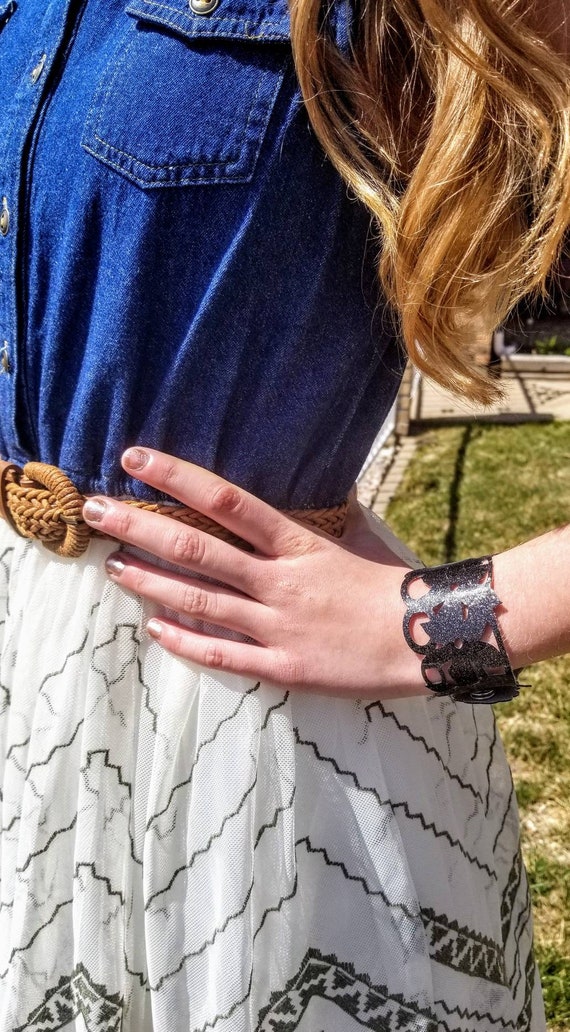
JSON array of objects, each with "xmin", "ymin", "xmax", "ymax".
[{"xmin": 401, "ymin": 556, "xmax": 523, "ymax": 704}]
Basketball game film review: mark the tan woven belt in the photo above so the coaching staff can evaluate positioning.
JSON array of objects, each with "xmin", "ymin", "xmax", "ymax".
[{"xmin": 0, "ymin": 459, "xmax": 348, "ymax": 559}]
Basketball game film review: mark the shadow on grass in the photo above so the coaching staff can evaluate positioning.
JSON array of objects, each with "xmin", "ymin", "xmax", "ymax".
[{"xmin": 443, "ymin": 423, "xmax": 473, "ymax": 563}]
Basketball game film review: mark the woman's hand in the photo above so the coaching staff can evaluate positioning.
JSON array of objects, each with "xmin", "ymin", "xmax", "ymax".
[{"xmin": 82, "ymin": 447, "xmax": 429, "ymax": 700}]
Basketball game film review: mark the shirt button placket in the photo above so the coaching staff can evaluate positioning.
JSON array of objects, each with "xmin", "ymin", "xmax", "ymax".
[
  {"xmin": 0, "ymin": 0, "xmax": 74, "ymax": 463},
  {"xmin": 0, "ymin": 196, "xmax": 11, "ymax": 389},
  {"xmin": 0, "ymin": 3, "xmax": 66, "ymax": 461}
]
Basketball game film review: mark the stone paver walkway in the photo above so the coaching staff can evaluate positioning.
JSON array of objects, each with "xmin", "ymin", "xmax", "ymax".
[
  {"xmin": 361, "ymin": 362, "xmax": 570, "ymax": 517},
  {"xmin": 414, "ymin": 365, "xmax": 570, "ymax": 425}
]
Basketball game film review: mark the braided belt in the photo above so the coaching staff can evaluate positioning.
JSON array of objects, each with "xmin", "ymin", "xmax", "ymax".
[{"xmin": 0, "ymin": 459, "xmax": 348, "ymax": 559}]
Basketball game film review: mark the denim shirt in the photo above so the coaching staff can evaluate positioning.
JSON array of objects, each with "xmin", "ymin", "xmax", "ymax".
[{"xmin": 0, "ymin": 0, "xmax": 403, "ymax": 508}]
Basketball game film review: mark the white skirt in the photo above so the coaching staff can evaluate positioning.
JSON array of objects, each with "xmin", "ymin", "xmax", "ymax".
[{"xmin": 0, "ymin": 518, "xmax": 545, "ymax": 1031}]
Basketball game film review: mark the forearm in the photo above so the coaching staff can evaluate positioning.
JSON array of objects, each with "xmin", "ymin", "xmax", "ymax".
[{"xmin": 494, "ymin": 523, "xmax": 570, "ymax": 669}]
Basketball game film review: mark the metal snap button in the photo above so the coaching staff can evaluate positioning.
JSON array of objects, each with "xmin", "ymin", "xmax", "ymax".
[
  {"xmin": 190, "ymin": 0, "xmax": 219, "ymax": 14},
  {"xmin": 31, "ymin": 53, "xmax": 47, "ymax": 83},
  {"xmin": 0, "ymin": 198, "xmax": 9, "ymax": 237},
  {"xmin": 1, "ymin": 342, "xmax": 11, "ymax": 375}
]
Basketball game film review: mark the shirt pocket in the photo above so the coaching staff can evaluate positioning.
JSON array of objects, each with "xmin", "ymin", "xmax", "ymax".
[{"xmin": 81, "ymin": 0, "xmax": 291, "ymax": 188}]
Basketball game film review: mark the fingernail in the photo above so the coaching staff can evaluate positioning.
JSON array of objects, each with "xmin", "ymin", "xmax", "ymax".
[
  {"xmin": 105, "ymin": 555, "xmax": 125, "ymax": 577},
  {"xmin": 123, "ymin": 448, "xmax": 149, "ymax": 471},
  {"xmin": 83, "ymin": 498, "xmax": 107, "ymax": 523},
  {"xmin": 146, "ymin": 618, "xmax": 162, "ymax": 640}
]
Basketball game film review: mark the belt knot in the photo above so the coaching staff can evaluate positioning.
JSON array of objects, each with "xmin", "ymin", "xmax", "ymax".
[
  {"xmin": 0, "ymin": 460, "xmax": 90, "ymax": 557},
  {"xmin": 0, "ymin": 459, "xmax": 349, "ymax": 559}
]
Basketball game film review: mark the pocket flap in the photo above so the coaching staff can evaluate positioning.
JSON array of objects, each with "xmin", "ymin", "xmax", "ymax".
[{"xmin": 125, "ymin": 0, "xmax": 291, "ymax": 43}]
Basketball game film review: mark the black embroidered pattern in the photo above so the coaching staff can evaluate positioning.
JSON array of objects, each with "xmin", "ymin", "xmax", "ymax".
[
  {"xmin": 297, "ymin": 838, "xmax": 506, "ymax": 984},
  {"xmin": 502, "ymin": 851, "xmax": 524, "ymax": 945},
  {"xmin": 14, "ymin": 964, "xmax": 123, "ymax": 1032},
  {"xmin": 256, "ymin": 950, "xmax": 439, "ymax": 1031},
  {"xmin": 420, "ymin": 908, "xmax": 506, "ymax": 985}
]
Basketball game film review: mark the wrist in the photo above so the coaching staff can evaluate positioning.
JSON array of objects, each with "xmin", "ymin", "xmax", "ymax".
[{"xmin": 367, "ymin": 561, "xmax": 433, "ymax": 700}]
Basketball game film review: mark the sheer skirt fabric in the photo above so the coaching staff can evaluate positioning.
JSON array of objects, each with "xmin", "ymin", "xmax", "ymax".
[{"xmin": 0, "ymin": 521, "xmax": 544, "ymax": 1031}]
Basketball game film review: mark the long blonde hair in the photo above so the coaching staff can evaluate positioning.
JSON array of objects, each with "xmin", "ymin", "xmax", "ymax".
[{"xmin": 290, "ymin": 0, "xmax": 570, "ymax": 402}]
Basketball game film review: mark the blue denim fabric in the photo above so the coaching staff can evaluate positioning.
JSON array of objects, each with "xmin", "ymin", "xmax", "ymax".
[{"xmin": 0, "ymin": 0, "xmax": 403, "ymax": 508}]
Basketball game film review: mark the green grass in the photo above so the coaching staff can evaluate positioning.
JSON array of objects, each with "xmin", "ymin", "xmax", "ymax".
[
  {"xmin": 387, "ymin": 421, "xmax": 570, "ymax": 562},
  {"xmin": 534, "ymin": 335, "xmax": 570, "ymax": 358},
  {"xmin": 385, "ymin": 421, "xmax": 570, "ymax": 1027},
  {"xmin": 535, "ymin": 947, "xmax": 570, "ymax": 1031}
]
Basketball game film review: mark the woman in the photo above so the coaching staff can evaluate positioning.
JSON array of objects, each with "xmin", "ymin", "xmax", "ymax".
[{"xmin": 0, "ymin": 1, "xmax": 568, "ymax": 1029}]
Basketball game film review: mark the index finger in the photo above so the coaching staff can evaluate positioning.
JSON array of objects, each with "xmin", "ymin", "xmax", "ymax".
[{"xmin": 121, "ymin": 448, "xmax": 312, "ymax": 557}]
